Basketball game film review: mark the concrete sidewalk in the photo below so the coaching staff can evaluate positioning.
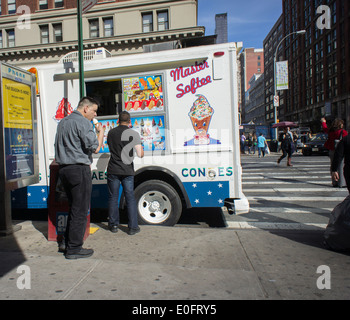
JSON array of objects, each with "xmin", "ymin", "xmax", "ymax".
[{"xmin": 0, "ymin": 220, "xmax": 349, "ymax": 301}]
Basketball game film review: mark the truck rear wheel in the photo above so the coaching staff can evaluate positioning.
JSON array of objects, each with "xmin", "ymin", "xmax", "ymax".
[{"xmin": 135, "ymin": 180, "xmax": 182, "ymax": 226}]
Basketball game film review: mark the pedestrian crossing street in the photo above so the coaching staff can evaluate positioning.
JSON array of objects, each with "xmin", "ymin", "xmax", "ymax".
[{"xmin": 226, "ymin": 153, "xmax": 349, "ymax": 230}]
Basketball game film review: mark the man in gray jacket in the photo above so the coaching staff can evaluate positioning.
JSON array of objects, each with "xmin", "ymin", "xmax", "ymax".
[{"xmin": 55, "ymin": 97, "xmax": 104, "ymax": 259}]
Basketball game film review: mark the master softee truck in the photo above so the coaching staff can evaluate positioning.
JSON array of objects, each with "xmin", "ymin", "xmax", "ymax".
[{"xmin": 12, "ymin": 42, "xmax": 249, "ymax": 226}]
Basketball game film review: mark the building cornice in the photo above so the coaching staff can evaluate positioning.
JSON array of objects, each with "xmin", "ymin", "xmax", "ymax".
[{"xmin": 0, "ymin": 26, "xmax": 205, "ymax": 57}]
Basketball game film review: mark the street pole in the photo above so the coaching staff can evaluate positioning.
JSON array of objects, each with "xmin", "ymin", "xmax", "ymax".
[
  {"xmin": 77, "ymin": 0, "xmax": 85, "ymax": 98},
  {"xmin": 274, "ymin": 30, "xmax": 306, "ymax": 140}
]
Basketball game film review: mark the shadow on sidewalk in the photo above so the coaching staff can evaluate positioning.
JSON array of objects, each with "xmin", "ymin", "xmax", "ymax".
[
  {"xmin": 90, "ymin": 207, "xmax": 227, "ymax": 228},
  {"xmin": 0, "ymin": 223, "xmax": 27, "ymax": 278}
]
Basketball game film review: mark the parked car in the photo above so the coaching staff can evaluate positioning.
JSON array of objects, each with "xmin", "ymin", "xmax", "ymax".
[
  {"xmin": 298, "ymin": 127, "xmax": 312, "ymax": 135},
  {"xmin": 302, "ymin": 133, "xmax": 328, "ymax": 156},
  {"xmin": 294, "ymin": 134, "xmax": 311, "ymax": 150},
  {"xmin": 291, "ymin": 127, "xmax": 312, "ymax": 151}
]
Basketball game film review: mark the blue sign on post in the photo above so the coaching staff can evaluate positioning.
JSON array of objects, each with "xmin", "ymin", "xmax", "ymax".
[{"xmin": 0, "ymin": 63, "xmax": 38, "ymax": 235}]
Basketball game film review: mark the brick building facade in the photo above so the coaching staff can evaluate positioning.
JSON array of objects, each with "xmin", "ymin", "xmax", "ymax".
[
  {"xmin": 282, "ymin": 0, "xmax": 349, "ymax": 130},
  {"xmin": 239, "ymin": 48, "xmax": 264, "ymax": 123}
]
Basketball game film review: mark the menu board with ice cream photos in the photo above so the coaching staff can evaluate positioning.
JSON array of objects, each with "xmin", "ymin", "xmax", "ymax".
[
  {"xmin": 95, "ymin": 116, "xmax": 165, "ymax": 153},
  {"xmin": 131, "ymin": 116, "xmax": 165, "ymax": 152},
  {"xmin": 94, "ymin": 118, "xmax": 118, "ymax": 153},
  {"xmin": 123, "ymin": 75, "xmax": 164, "ymax": 113}
]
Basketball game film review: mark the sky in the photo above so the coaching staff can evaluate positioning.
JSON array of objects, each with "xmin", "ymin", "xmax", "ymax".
[{"xmin": 198, "ymin": 0, "xmax": 283, "ymax": 49}]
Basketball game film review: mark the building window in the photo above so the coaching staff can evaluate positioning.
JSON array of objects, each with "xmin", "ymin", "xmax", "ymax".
[
  {"xmin": 142, "ymin": 12, "xmax": 153, "ymax": 32},
  {"xmin": 103, "ymin": 17, "xmax": 113, "ymax": 37},
  {"xmin": 40, "ymin": 25, "xmax": 49, "ymax": 44},
  {"xmin": 7, "ymin": 29, "xmax": 15, "ymax": 47},
  {"xmin": 39, "ymin": 0, "xmax": 48, "ymax": 10},
  {"xmin": 0, "ymin": 31, "xmax": 2, "ymax": 48},
  {"xmin": 8, "ymin": 0, "xmax": 16, "ymax": 14},
  {"xmin": 53, "ymin": 23, "xmax": 63, "ymax": 42},
  {"xmin": 89, "ymin": 19, "xmax": 99, "ymax": 38},
  {"xmin": 55, "ymin": 0, "xmax": 64, "ymax": 8},
  {"xmin": 157, "ymin": 10, "xmax": 169, "ymax": 31}
]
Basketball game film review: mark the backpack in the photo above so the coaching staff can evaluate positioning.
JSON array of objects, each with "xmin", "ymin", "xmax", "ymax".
[{"xmin": 324, "ymin": 195, "xmax": 350, "ymax": 252}]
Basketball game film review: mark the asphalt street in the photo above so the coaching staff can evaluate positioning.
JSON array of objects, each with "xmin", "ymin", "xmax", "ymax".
[{"xmin": 225, "ymin": 152, "xmax": 349, "ymax": 230}]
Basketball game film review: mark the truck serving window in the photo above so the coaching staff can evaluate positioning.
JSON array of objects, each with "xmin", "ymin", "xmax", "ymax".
[
  {"xmin": 86, "ymin": 79, "xmax": 123, "ymax": 117},
  {"xmin": 88, "ymin": 74, "xmax": 167, "ymax": 155}
]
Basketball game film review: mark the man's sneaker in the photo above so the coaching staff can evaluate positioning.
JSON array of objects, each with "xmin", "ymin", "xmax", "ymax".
[
  {"xmin": 109, "ymin": 225, "xmax": 118, "ymax": 233},
  {"xmin": 65, "ymin": 248, "xmax": 94, "ymax": 259},
  {"xmin": 127, "ymin": 227, "xmax": 140, "ymax": 235},
  {"xmin": 58, "ymin": 241, "xmax": 66, "ymax": 253}
]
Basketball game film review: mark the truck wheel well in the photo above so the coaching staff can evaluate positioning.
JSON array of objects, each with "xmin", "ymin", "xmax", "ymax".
[{"xmin": 133, "ymin": 167, "xmax": 190, "ymax": 210}]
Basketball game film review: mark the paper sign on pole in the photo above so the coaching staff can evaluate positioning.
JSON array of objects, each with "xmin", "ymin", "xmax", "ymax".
[
  {"xmin": 276, "ymin": 61, "xmax": 289, "ymax": 91},
  {"xmin": 82, "ymin": 0, "xmax": 97, "ymax": 14}
]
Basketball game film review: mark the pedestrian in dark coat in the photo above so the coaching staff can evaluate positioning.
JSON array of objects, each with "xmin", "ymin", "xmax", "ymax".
[
  {"xmin": 331, "ymin": 135, "xmax": 350, "ymax": 193},
  {"xmin": 321, "ymin": 117, "xmax": 348, "ymax": 187},
  {"xmin": 277, "ymin": 127, "xmax": 294, "ymax": 166}
]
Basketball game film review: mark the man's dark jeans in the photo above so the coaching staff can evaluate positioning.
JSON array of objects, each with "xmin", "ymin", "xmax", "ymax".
[
  {"xmin": 59, "ymin": 164, "xmax": 91, "ymax": 254},
  {"xmin": 107, "ymin": 174, "xmax": 138, "ymax": 229}
]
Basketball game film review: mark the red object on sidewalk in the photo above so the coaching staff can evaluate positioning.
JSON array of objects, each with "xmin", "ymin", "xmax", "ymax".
[{"xmin": 48, "ymin": 160, "xmax": 90, "ymax": 242}]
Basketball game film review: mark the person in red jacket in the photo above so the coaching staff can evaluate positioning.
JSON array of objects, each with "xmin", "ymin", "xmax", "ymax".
[{"xmin": 321, "ymin": 117, "xmax": 348, "ymax": 187}]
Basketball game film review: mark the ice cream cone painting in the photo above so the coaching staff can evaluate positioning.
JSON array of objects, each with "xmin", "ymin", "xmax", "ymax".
[
  {"xmin": 53, "ymin": 98, "xmax": 73, "ymax": 122},
  {"xmin": 184, "ymin": 95, "xmax": 221, "ymax": 146}
]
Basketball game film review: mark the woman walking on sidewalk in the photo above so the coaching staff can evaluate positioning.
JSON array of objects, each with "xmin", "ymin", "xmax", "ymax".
[{"xmin": 277, "ymin": 127, "xmax": 294, "ymax": 166}]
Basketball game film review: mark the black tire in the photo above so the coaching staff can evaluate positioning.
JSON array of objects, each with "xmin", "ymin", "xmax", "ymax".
[{"xmin": 134, "ymin": 180, "xmax": 182, "ymax": 226}]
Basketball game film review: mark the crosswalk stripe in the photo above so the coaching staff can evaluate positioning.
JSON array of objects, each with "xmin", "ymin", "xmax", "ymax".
[
  {"xmin": 243, "ymin": 171, "xmax": 329, "ymax": 174},
  {"xmin": 243, "ymin": 162, "xmax": 329, "ymax": 165},
  {"xmin": 231, "ymin": 157, "xmax": 344, "ymax": 230},
  {"xmin": 243, "ymin": 175, "xmax": 329, "ymax": 179},
  {"xmin": 248, "ymin": 196, "xmax": 345, "ymax": 201},
  {"xmin": 226, "ymin": 221, "xmax": 327, "ymax": 230},
  {"xmin": 243, "ymin": 165, "xmax": 330, "ymax": 173},
  {"xmin": 243, "ymin": 181, "xmax": 330, "ymax": 185},
  {"xmin": 244, "ymin": 187, "xmax": 348, "ymax": 192},
  {"xmin": 288, "ymin": 165, "xmax": 329, "ymax": 167},
  {"xmin": 243, "ymin": 171, "xmax": 329, "ymax": 175},
  {"xmin": 249, "ymin": 207, "xmax": 333, "ymax": 213}
]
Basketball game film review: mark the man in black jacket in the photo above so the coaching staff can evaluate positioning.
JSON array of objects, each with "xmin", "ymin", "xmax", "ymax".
[
  {"xmin": 331, "ymin": 134, "xmax": 350, "ymax": 193},
  {"xmin": 107, "ymin": 111, "xmax": 144, "ymax": 235}
]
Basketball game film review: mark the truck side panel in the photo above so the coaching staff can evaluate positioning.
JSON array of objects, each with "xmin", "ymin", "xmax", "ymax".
[{"xmin": 12, "ymin": 43, "xmax": 248, "ymax": 215}]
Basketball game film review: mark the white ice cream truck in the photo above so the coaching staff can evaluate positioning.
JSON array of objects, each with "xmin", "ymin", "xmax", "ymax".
[{"xmin": 12, "ymin": 42, "xmax": 249, "ymax": 226}]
